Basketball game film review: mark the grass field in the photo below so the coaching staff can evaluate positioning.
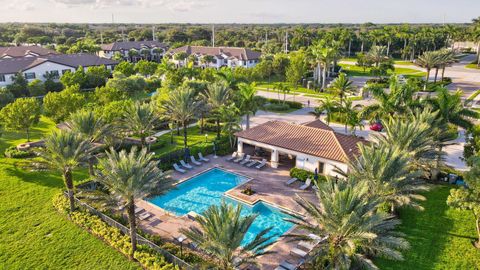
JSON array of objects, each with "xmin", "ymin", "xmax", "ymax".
[
  {"xmin": 255, "ymin": 81, "xmax": 363, "ymax": 100},
  {"xmin": 0, "ymin": 117, "xmax": 141, "ymax": 270},
  {"xmin": 152, "ymin": 125, "xmax": 218, "ymax": 153},
  {"xmin": 339, "ymin": 63, "xmax": 425, "ymax": 78},
  {"xmin": 375, "ymin": 185, "xmax": 480, "ymax": 269},
  {"xmin": 466, "ymin": 62, "xmax": 480, "ymax": 69}
]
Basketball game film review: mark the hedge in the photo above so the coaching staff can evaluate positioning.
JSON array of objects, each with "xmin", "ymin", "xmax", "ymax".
[
  {"xmin": 4, "ymin": 146, "xmax": 36, "ymax": 158},
  {"xmin": 52, "ymin": 194, "xmax": 179, "ymax": 270},
  {"xmin": 290, "ymin": 167, "xmax": 327, "ymax": 182},
  {"xmin": 265, "ymin": 98, "xmax": 303, "ymax": 109}
]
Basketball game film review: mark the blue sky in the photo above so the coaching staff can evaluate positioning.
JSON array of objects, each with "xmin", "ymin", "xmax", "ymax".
[{"xmin": 0, "ymin": 0, "xmax": 479, "ymax": 23}]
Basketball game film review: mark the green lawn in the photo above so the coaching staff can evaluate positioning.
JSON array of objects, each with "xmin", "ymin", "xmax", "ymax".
[
  {"xmin": 255, "ymin": 81, "xmax": 363, "ymax": 100},
  {"xmin": 0, "ymin": 117, "xmax": 140, "ymax": 270},
  {"xmin": 339, "ymin": 63, "xmax": 425, "ymax": 78},
  {"xmin": 152, "ymin": 125, "xmax": 218, "ymax": 154},
  {"xmin": 466, "ymin": 62, "xmax": 480, "ymax": 70},
  {"xmin": 375, "ymin": 185, "xmax": 480, "ymax": 269}
]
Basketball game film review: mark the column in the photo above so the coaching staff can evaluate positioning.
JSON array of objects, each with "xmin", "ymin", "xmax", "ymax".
[
  {"xmin": 237, "ymin": 140, "xmax": 244, "ymax": 154},
  {"xmin": 270, "ymin": 149, "xmax": 279, "ymax": 168}
]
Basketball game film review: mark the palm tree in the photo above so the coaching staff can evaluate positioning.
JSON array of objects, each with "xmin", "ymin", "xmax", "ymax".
[
  {"xmin": 37, "ymin": 130, "xmax": 91, "ymax": 212},
  {"xmin": 273, "ymin": 82, "xmax": 290, "ymax": 103},
  {"xmin": 202, "ymin": 81, "xmax": 231, "ymax": 139},
  {"xmin": 66, "ymin": 110, "xmax": 111, "ymax": 175},
  {"xmin": 374, "ymin": 109, "xmax": 440, "ymax": 175},
  {"xmin": 180, "ymin": 201, "xmax": 275, "ymax": 270},
  {"xmin": 347, "ymin": 143, "xmax": 429, "ymax": 212},
  {"xmin": 128, "ymin": 49, "xmax": 139, "ymax": 62},
  {"xmin": 311, "ymin": 42, "xmax": 340, "ymax": 90},
  {"xmin": 426, "ymin": 87, "xmax": 480, "ymax": 130},
  {"xmin": 96, "ymin": 147, "xmax": 172, "ymax": 259},
  {"xmin": 200, "ymin": 55, "xmax": 215, "ymax": 68},
  {"xmin": 287, "ymin": 177, "xmax": 409, "ymax": 269},
  {"xmin": 311, "ymin": 98, "xmax": 338, "ymax": 125},
  {"xmin": 415, "ymin": 51, "xmax": 440, "ymax": 90},
  {"xmin": 328, "ymin": 73, "xmax": 355, "ymax": 103},
  {"xmin": 122, "ymin": 102, "xmax": 158, "ymax": 147},
  {"xmin": 338, "ymin": 99, "xmax": 362, "ymax": 134},
  {"xmin": 220, "ymin": 104, "xmax": 242, "ymax": 148},
  {"xmin": 367, "ymin": 45, "xmax": 389, "ymax": 67},
  {"xmin": 238, "ymin": 82, "xmax": 258, "ymax": 130},
  {"xmin": 162, "ymin": 86, "xmax": 199, "ymax": 149}
]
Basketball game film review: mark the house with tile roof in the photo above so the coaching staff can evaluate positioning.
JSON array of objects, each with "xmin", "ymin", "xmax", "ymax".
[
  {"xmin": 167, "ymin": 45, "xmax": 261, "ymax": 68},
  {"xmin": 234, "ymin": 120, "xmax": 367, "ymax": 176},
  {"xmin": 0, "ymin": 53, "xmax": 117, "ymax": 87},
  {"xmin": 0, "ymin": 45, "xmax": 57, "ymax": 59},
  {"xmin": 99, "ymin": 41, "xmax": 169, "ymax": 62}
]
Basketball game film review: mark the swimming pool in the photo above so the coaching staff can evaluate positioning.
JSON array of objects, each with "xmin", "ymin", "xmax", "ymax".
[{"xmin": 148, "ymin": 168, "xmax": 294, "ymax": 245}]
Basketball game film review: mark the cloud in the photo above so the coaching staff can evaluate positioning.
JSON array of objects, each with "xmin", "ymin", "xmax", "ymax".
[
  {"xmin": 169, "ymin": 0, "xmax": 208, "ymax": 12},
  {"xmin": 7, "ymin": 0, "xmax": 36, "ymax": 10}
]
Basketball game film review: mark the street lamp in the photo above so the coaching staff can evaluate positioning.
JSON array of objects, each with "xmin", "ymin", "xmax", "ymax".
[
  {"xmin": 205, "ymin": 133, "xmax": 208, "ymax": 143},
  {"xmin": 176, "ymin": 235, "xmax": 186, "ymax": 257}
]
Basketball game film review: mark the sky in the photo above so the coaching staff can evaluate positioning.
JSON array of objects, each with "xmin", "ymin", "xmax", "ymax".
[{"xmin": 0, "ymin": 0, "xmax": 479, "ymax": 24}]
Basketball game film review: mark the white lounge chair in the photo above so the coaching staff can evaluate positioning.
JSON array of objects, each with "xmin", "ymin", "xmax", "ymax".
[
  {"xmin": 240, "ymin": 155, "xmax": 251, "ymax": 165},
  {"xmin": 190, "ymin": 156, "xmax": 202, "ymax": 166},
  {"xmin": 290, "ymin": 247, "xmax": 308, "ymax": 258},
  {"xmin": 298, "ymin": 240, "xmax": 316, "ymax": 251},
  {"xmin": 255, "ymin": 159, "xmax": 267, "ymax": 169},
  {"xmin": 246, "ymin": 159, "xmax": 258, "ymax": 167},
  {"xmin": 198, "ymin": 152, "xmax": 209, "ymax": 162},
  {"xmin": 173, "ymin": 163, "xmax": 186, "ymax": 173},
  {"xmin": 285, "ymin": 177, "xmax": 298, "ymax": 186},
  {"xmin": 138, "ymin": 211, "xmax": 153, "ymax": 221},
  {"xmin": 300, "ymin": 178, "xmax": 312, "ymax": 190},
  {"xmin": 226, "ymin": 152, "xmax": 237, "ymax": 161},
  {"xmin": 277, "ymin": 260, "xmax": 297, "ymax": 270},
  {"xmin": 180, "ymin": 160, "xmax": 193, "ymax": 169},
  {"xmin": 233, "ymin": 153, "xmax": 245, "ymax": 163},
  {"xmin": 134, "ymin": 206, "xmax": 144, "ymax": 214}
]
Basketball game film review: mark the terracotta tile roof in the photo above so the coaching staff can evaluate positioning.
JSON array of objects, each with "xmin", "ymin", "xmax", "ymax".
[
  {"xmin": 168, "ymin": 45, "xmax": 261, "ymax": 61},
  {"xmin": 0, "ymin": 45, "xmax": 57, "ymax": 58},
  {"xmin": 235, "ymin": 121, "xmax": 366, "ymax": 163},
  {"xmin": 302, "ymin": 119, "xmax": 334, "ymax": 131},
  {"xmin": 101, "ymin": 41, "xmax": 168, "ymax": 51}
]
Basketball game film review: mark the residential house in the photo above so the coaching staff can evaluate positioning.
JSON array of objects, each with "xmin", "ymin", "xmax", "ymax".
[
  {"xmin": 0, "ymin": 53, "xmax": 118, "ymax": 87},
  {"xmin": 234, "ymin": 120, "xmax": 367, "ymax": 177},
  {"xmin": 99, "ymin": 41, "xmax": 169, "ymax": 62},
  {"xmin": 167, "ymin": 45, "xmax": 261, "ymax": 68},
  {"xmin": 0, "ymin": 45, "xmax": 57, "ymax": 59}
]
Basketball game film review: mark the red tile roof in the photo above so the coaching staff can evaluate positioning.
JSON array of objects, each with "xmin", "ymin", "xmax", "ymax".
[
  {"xmin": 235, "ymin": 121, "xmax": 366, "ymax": 163},
  {"xmin": 302, "ymin": 119, "xmax": 334, "ymax": 131}
]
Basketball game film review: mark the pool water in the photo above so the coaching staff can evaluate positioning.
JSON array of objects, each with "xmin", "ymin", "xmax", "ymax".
[{"xmin": 149, "ymin": 168, "xmax": 294, "ymax": 245}]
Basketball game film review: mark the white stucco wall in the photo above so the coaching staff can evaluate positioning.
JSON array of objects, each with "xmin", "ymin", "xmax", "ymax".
[{"xmin": 238, "ymin": 137, "xmax": 348, "ymax": 177}]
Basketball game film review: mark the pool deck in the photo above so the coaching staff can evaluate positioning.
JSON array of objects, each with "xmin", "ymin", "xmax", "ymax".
[{"xmin": 136, "ymin": 154, "xmax": 318, "ymax": 270}]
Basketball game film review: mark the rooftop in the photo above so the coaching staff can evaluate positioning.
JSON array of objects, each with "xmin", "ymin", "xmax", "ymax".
[
  {"xmin": 235, "ymin": 120, "xmax": 366, "ymax": 162},
  {"xmin": 0, "ymin": 45, "xmax": 57, "ymax": 58},
  {"xmin": 0, "ymin": 53, "xmax": 118, "ymax": 75},
  {"xmin": 169, "ymin": 45, "xmax": 262, "ymax": 61},
  {"xmin": 101, "ymin": 41, "xmax": 169, "ymax": 51}
]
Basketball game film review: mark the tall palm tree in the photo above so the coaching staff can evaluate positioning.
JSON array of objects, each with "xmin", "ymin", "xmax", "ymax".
[
  {"xmin": 220, "ymin": 104, "xmax": 242, "ymax": 148},
  {"xmin": 273, "ymin": 82, "xmax": 290, "ymax": 103},
  {"xmin": 287, "ymin": 177, "xmax": 409, "ymax": 269},
  {"xmin": 367, "ymin": 45, "xmax": 389, "ymax": 67},
  {"xmin": 37, "ymin": 130, "xmax": 91, "ymax": 212},
  {"xmin": 347, "ymin": 143, "xmax": 429, "ymax": 212},
  {"xmin": 96, "ymin": 147, "xmax": 172, "ymax": 259},
  {"xmin": 375, "ymin": 109, "xmax": 440, "ymax": 175},
  {"xmin": 180, "ymin": 201, "xmax": 275, "ymax": 270},
  {"xmin": 162, "ymin": 86, "xmax": 199, "ymax": 149},
  {"xmin": 310, "ymin": 97, "xmax": 338, "ymax": 125},
  {"xmin": 66, "ymin": 110, "xmax": 111, "ymax": 175},
  {"xmin": 238, "ymin": 82, "xmax": 258, "ymax": 130},
  {"xmin": 338, "ymin": 99, "xmax": 362, "ymax": 134},
  {"xmin": 328, "ymin": 73, "xmax": 355, "ymax": 104},
  {"xmin": 415, "ymin": 51, "xmax": 440, "ymax": 90},
  {"xmin": 426, "ymin": 87, "xmax": 480, "ymax": 130},
  {"xmin": 122, "ymin": 102, "xmax": 158, "ymax": 147},
  {"xmin": 202, "ymin": 81, "xmax": 231, "ymax": 139},
  {"xmin": 311, "ymin": 42, "xmax": 340, "ymax": 90}
]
